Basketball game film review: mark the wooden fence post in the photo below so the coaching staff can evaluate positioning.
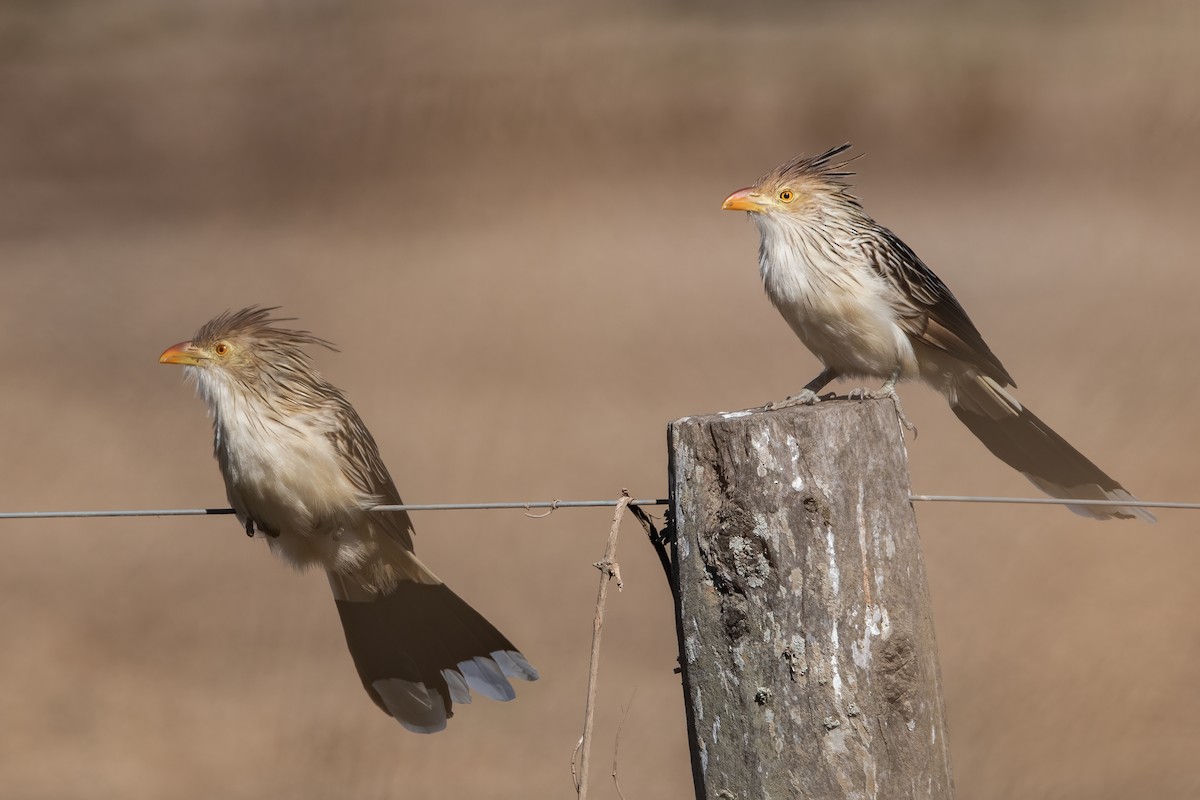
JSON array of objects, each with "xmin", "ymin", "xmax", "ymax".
[{"xmin": 668, "ymin": 398, "xmax": 954, "ymax": 799}]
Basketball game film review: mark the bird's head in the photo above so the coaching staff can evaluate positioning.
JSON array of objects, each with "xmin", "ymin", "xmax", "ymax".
[
  {"xmin": 721, "ymin": 143, "xmax": 861, "ymax": 226},
  {"xmin": 159, "ymin": 306, "xmax": 337, "ymax": 401}
]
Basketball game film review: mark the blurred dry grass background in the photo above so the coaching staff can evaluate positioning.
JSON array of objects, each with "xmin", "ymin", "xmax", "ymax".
[{"xmin": 1, "ymin": 0, "xmax": 1198, "ymax": 797}]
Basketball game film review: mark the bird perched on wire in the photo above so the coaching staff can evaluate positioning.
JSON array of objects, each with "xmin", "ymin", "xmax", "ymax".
[
  {"xmin": 159, "ymin": 307, "xmax": 538, "ymax": 732},
  {"xmin": 722, "ymin": 144, "xmax": 1153, "ymax": 522}
]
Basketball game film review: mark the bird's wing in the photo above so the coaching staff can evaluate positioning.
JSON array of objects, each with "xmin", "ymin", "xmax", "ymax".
[
  {"xmin": 325, "ymin": 396, "xmax": 416, "ymax": 552},
  {"xmin": 860, "ymin": 227, "xmax": 1016, "ymax": 386}
]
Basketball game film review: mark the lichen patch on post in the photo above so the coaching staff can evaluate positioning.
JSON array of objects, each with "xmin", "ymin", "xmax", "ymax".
[
  {"xmin": 830, "ymin": 625, "xmax": 844, "ymax": 705},
  {"xmin": 825, "ymin": 527, "xmax": 841, "ymax": 595},
  {"xmin": 786, "ymin": 435, "xmax": 804, "ymax": 491},
  {"xmin": 727, "ymin": 534, "xmax": 771, "ymax": 588},
  {"xmin": 750, "ymin": 427, "xmax": 777, "ymax": 478},
  {"xmin": 685, "ymin": 624, "xmax": 700, "ymax": 664},
  {"xmin": 788, "ymin": 567, "xmax": 803, "ymax": 593}
]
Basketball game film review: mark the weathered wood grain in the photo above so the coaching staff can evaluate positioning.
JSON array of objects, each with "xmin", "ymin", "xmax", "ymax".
[{"xmin": 669, "ymin": 398, "xmax": 953, "ymax": 799}]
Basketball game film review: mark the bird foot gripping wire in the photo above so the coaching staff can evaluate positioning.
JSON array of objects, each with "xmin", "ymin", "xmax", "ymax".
[
  {"xmin": 849, "ymin": 376, "xmax": 917, "ymax": 437},
  {"xmin": 244, "ymin": 516, "xmax": 279, "ymax": 538}
]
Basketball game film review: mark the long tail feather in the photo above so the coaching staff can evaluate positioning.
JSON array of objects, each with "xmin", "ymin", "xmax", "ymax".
[
  {"xmin": 330, "ymin": 574, "xmax": 538, "ymax": 733},
  {"xmin": 948, "ymin": 374, "xmax": 1154, "ymax": 522}
]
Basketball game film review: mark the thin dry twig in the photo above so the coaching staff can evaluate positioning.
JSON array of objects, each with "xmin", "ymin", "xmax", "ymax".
[
  {"xmin": 524, "ymin": 499, "xmax": 561, "ymax": 519},
  {"xmin": 574, "ymin": 489, "xmax": 632, "ymax": 800},
  {"xmin": 611, "ymin": 688, "xmax": 637, "ymax": 800},
  {"xmin": 571, "ymin": 735, "xmax": 584, "ymax": 792}
]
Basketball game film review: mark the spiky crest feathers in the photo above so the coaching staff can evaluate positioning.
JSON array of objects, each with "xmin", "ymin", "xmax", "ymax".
[
  {"xmin": 193, "ymin": 306, "xmax": 338, "ymax": 357},
  {"xmin": 756, "ymin": 143, "xmax": 864, "ymax": 208}
]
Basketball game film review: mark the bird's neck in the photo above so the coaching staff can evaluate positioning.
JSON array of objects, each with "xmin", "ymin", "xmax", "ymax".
[
  {"xmin": 755, "ymin": 209, "xmax": 860, "ymax": 303},
  {"xmin": 190, "ymin": 367, "xmax": 281, "ymax": 457}
]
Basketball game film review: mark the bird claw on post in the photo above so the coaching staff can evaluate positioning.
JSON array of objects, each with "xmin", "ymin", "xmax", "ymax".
[
  {"xmin": 850, "ymin": 383, "xmax": 918, "ymax": 438},
  {"xmin": 763, "ymin": 389, "xmax": 824, "ymax": 411},
  {"xmin": 244, "ymin": 518, "xmax": 256, "ymax": 538}
]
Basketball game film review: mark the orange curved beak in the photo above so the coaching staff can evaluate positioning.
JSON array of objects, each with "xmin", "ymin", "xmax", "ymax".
[
  {"xmin": 159, "ymin": 341, "xmax": 202, "ymax": 366},
  {"xmin": 721, "ymin": 187, "xmax": 767, "ymax": 213}
]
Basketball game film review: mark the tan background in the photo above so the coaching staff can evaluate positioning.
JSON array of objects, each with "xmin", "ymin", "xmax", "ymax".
[{"xmin": 2, "ymin": 1, "xmax": 1198, "ymax": 797}]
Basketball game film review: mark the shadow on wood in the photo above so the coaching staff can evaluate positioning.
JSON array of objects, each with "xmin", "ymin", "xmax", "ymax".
[{"xmin": 668, "ymin": 398, "xmax": 954, "ymax": 799}]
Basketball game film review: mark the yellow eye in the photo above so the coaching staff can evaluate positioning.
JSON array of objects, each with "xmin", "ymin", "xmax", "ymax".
[
  {"xmin": 214, "ymin": 343, "xmax": 230, "ymax": 356},
  {"xmin": 779, "ymin": 189, "xmax": 795, "ymax": 203}
]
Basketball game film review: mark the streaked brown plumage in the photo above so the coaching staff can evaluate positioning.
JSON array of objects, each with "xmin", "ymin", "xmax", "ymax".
[
  {"xmin": 722, "ymin": 145, "xmax": 1152, "ymax": 522},
  {"xmin": 160, "ymin": 307, "xmax": 537, "ymax": 732}
]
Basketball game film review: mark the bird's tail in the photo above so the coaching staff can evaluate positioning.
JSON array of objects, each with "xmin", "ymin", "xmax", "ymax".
[
  {"xmin": 328, "ymin": 567, "xmax": 538, "ymax": 733},
  {"xmin": 947, "ymin": 373, "xmax": 1154, "ymax": 522}
]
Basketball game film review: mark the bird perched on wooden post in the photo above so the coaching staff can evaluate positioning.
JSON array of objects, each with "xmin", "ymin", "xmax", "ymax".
[
  {"xmin": 159, "ymin": 307, "xmax": 538, "ymax": 732},
  {"xmin": 722, "ymin": 144, "xmax": 1153, "ymax": 522}
]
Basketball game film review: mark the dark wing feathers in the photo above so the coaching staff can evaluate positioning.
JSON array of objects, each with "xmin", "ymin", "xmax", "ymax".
[
  {"xmin": 860, "ymin": 227, "xmax": 1015, "ymax": 387},
  {"xmin": 325, "ymin": 393, "xmax": 416, "ymax": 551}
]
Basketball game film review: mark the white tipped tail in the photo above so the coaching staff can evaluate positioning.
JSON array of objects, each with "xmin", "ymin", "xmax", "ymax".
[{"xmin": 331, "ymin": 573, "xmax": 538, "ymax": 733}]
